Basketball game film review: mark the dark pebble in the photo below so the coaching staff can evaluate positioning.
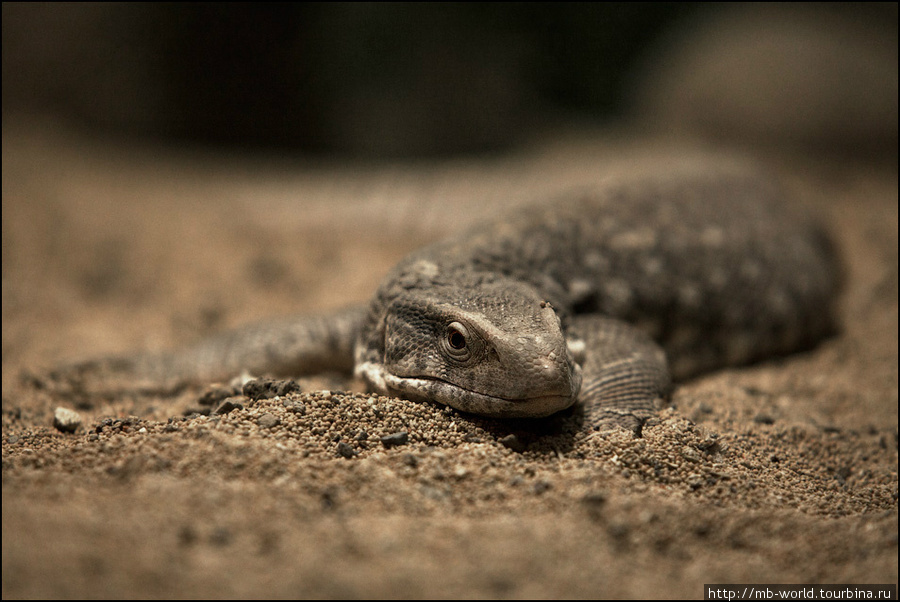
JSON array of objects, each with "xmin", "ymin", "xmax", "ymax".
[
  {"xmin": 242, "ymin": 378, "xmax": 275, "ymax": 400},
  {"xmin": 214, "ymin": 397, "xmax": 245, "ymax": 415},
  {"xmin": 198, "ymin": 384, "xmax": 241, "ymax": 406},
  {"xmin": 274, "ymin": 380, "xmax": 301, "ymax": 397},
  {"xmin": 498, "ymin": 433, "xmax": 526, "ymax": 453},
  {"xmin": 337, "ymin": 442, "xmax": 356, "ymax": 458},
  {"xmin": 242, "ymin": 378, "xmax": 301, "ymax": 400},
  {"xmin": 380, "ymin": 431, "xmax": 409, "ymax": 448}
]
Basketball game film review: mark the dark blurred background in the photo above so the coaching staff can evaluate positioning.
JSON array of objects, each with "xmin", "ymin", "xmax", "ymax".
[{"xmin": 3, "ymin": 2, "xmax": 897, "ymax": 158}]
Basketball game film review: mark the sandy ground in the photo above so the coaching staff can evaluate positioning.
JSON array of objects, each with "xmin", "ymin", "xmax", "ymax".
[{"xmin": 2, "ymin": 124, "xmax": 897, "ymax": 598}]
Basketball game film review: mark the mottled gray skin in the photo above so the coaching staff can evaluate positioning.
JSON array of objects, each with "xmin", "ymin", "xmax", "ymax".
[
  {"xmin": 351, "ymin": 165, "xmax": 836, "ymax": 428},
  {"xmin": 53, "ymin": 163, "xmax": 838, "ymax": 432}
]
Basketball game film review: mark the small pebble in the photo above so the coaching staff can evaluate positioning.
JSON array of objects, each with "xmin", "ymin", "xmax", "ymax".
[
  {"xmin": 53, "ymin": 407, "xmax": 82, "ymax": 433},
  {"xmin": 337, "ymin": 442, "xmax": 356, "ymax": 458},
  {"xmin": 274, "ymin": 380, "xmax": 301, "ymax": 397},
  {"xmin": 380, "ymin": 431, "xmax": 409, "ymax": 448},
  {"xmin": 498, "ymin": 434, "xmax": 526, "ymax": 453},
  {"xmin": 257, "ymin": 413, "xmax": 280, "ymax": 429},
  {"xmin": 214, "ymin": 397, "xmax": 245, "ymax": 415}
]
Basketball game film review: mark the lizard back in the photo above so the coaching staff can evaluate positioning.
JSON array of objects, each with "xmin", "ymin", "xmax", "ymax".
[{"xmin": 359, "ymin": 164, "xmax": 838, "ymax": 383}]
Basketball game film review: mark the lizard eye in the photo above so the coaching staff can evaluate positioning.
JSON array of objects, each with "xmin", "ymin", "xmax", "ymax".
[
  {"xmin": 446, "ymin": 323, "xmax": 467, "ymax": 350},
  {"xmin": 442, "ymin": 321, "xmax": 473, "ymax": 361},
  {"xmin": 447, "ymin": 325, "xmax": 466, "ymax": 350}
]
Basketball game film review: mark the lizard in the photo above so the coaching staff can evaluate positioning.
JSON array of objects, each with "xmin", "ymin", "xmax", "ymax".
[{"xmin": 50, "ymin": 159, "xmax": 839, "ymax": 433}]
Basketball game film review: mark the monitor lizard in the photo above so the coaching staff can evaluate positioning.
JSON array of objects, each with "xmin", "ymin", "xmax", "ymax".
[{"xmin": 50, "ymin": 160, "xmax": 839, "ymax": 433}]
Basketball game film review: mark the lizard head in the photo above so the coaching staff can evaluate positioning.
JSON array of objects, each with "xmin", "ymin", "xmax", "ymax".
[{"xmin": 362, "ymin": 280, "xmax": 583, "ymax": 418}]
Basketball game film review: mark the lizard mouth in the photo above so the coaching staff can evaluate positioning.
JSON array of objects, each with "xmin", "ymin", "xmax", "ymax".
[{"xmin": 382, "ymin": 373, "xmax": 579, "ymax": 418}]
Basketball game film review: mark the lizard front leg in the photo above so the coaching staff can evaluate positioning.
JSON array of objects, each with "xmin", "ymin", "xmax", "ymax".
[
  {"xmin": 45, "ymin": 305, "xmax": 367, "ymax": 398},
  {"xmin": 568, "ymin": 315, "xmax": 671, "ymax": 435}
]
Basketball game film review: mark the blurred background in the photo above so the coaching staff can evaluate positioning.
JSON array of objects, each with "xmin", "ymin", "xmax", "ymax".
[{"xmin": 4, "ymin": 2, "xmax": 896, "ymax": 159}]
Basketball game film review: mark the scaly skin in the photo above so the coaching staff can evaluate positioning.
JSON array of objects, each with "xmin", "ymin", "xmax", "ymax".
[{"xmin": 50, "ymin": 160, "xmax": 839, "ymax": 433}]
